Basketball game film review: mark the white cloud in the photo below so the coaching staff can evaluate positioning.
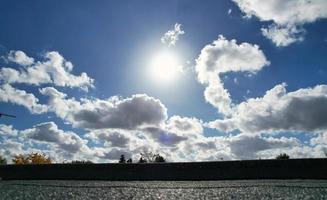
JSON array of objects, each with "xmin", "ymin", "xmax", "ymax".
[
  {"xmin": 0, "ymin": 50, "xmax": 94, "ymax": 90},
  {"xmin": 261, "ymin": 25, "xmax": 305, "ymax": 47},
  {"xmin": 161, "ymin": 23, "xmax": 185, "ymax": 46},
  {"xmin": 233, "ymin": 0, "xmax": 327, "ymax": 46},
  {"xmin": 7, "ymin": 50, "xmax": 34, "ymax": 66},
  {"xmin": 40, "ymin": 87, "xmax": 168, "ymax": 130},
  {"xmin": 166, "ymin": 115, "xmax": 203, "ymax": 135},
  {"xmin": 206, "ymin": 118, "xmax": 237, "ymax": 133},
  {"xmin": 1, "ymin": 119, "xmax": 326, "ymax": 162},
  {"xmin": 0, "ymin": 124, "xmax": 18, "ymax": 136},
  {"xmin": 83, "ymin": 116, "xmax": 206, "ymax": 161},
  {"xmin": 0, "ymin": 84, "xmax": 48, "ymax": 114},
  {"xmin": 23, "ymin": 121, "xmax": 89, "ymax": 154},
  {"xmin": 86, "ymin": 130, "xmax": 131, "ymax": 148},
  {"xmin": 195, "ymin": 35, "xmax": 269, "ymax": 115},
  {"xmin": 310, "ymin": 131, "xmax": 327, "ymax": 146},
  {"xmin": 0, "ymin": 140, "xmax": 25, "ymax": 159},
  {"xmin": 175, "ymin": 136, "xmax": 230, "ymax": 161},
  {"xmin": 208, "ymin": 83, "xmax": 327, "ymax": 133}
]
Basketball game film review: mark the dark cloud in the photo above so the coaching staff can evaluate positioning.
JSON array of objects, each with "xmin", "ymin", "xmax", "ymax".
[
  {"xmin": 96, "ymin": 131, "xmax": 130, "ymax": 147},
  {"xmin": 228, "ymin": 135, "xmax": 299, "ymax": 159},
  {"xmin": 143, "ymin": 127, "xmax": 188, "ymax": 146}
]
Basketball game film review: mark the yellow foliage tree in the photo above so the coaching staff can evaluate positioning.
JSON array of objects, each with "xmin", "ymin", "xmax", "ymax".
[
  {"xmin": 12, "ymin": 154, "xmax": 28, "ymax": 164},
  {"xmin": 12, "ymin": 153, "xmax": 52, "ymax": 164}
]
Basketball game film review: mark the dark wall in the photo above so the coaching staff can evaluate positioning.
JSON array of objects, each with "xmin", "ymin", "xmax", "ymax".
[{"xmin": 0, "ymin": 158, "xmax": 327, "ymax": 180}]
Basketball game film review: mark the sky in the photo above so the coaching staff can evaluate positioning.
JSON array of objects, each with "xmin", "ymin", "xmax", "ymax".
[{"xmin": 0, "ymin": 0, "xmax": 327, "ymax": 163}]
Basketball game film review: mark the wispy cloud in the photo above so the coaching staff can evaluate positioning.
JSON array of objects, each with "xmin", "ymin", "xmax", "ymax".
[{"xmin": 161, "ymin": 23, "xmax": 185, "ymax": 47}]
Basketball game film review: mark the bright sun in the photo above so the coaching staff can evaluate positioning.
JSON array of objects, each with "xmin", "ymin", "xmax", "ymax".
[{"xmin": 148, "ymin": 51, "xmax": 181, "ymax": 83}]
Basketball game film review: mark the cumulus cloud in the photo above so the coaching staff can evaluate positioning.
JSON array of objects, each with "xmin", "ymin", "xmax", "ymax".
[
  {"xmin": 174, "ymin": 136, "xmax": 232, "ymax": 161},
  {"xmin": 0, "ymin": 123, "xmax": 92, "ymax": 162},
  {"xmin": 84, "ymin": 116, "xmax": 205, "ymax": 160},
  {"xmin": 1, "ymin": 119, "xmax": 326, "ymax": 162},
  {"xmin": 233, "ymin": 0, "xmax": 327, "ymax": 46},
  {"xmin": 87, "ymin": 130, "xmax": 131, "ymax": 147},
  {"xmin": 0, "ymin": 50, "xmax": 94, "ymax": 90},
  {"xmin": 0, "ymin": 140, "xmax": 25, "ymax": 158},
  {"xmin": 166, "ymin": 115, "xmax": 203, "ymax": 135},
  {"xmin": 161, "ymin": 23, "xmax": 185, "ymax": 46},
  {"xmin": 208, "ymin": 83, "xmax": 327, "ymax": 133},
  {"xmin": 133, "ymin": 116, "xmax": 204, "ymax": 147},
  {"xmin": 195, "ymin": 35, "xmax": 269, "ymax": 114},
  {"xmin": 40, "ymin": 87, "xmax": 167, "ymax": 130},
  {"xmin": 143, "ymin": 127, "xmax": 188, "ymax": 147},
  {"xmin": 7, "ymin": 50, "xmax": 34, "ymax": 66},
  {"xmin": 23, "ymin": 121, "xmax": 88, "ymax": 153},
  {"xmin": 0, "ymin": 124, "xmax": 18, "ymax": 136},
  {"xmin": 0, "ymin": 84, "xmax": 48, "ymax": 114},
  {"xmin": 227, "ymin": 134, "xmax": 299, "ymax": 159}
]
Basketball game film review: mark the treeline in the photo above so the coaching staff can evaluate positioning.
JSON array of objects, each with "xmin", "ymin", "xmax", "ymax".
[
  {"xmin": 0, "ymin": 153, "xmax": 93, "ymax": 165},
  {"xmin": 0, "ymin": 152, "xmax": 168, "ymax": 165},
  {"xmin": 118, "ymin": 152, "xmax": 166, "ymax": 164},
  {"xmin": 0, "ymin": 152, "xmax": 291, "ymax": 165}
]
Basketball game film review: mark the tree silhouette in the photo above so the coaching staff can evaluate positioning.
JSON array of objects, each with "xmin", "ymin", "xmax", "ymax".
[
  {"xmin": 276, "ymin": 153, "xmax": 290, "ymax": 160},
  {"xmin": 138, "ymin": 152, "xmax": 166, "ymax": 163},
  {"xmin": 154, "ymin": 155, "xmax": 166, "ymax": 162},
  {"xmin": 0, "ymin": 155, "xmax": 7, "ymax": 165},
  {"xmin": 119, "ymin": 154, "xmax": 126, "ymax": 163},
  {"xmin": 126, "ymin": 158, "xmax": 133, "ymax": 163},
  {"xmin": 138, "ymin": 157, "xmax": 147, "ymax": 163}
]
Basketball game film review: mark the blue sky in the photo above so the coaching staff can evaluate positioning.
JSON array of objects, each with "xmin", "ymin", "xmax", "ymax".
[{"xmin": 1, "ymin": 0, "xmax": 327, "ymax": 162}]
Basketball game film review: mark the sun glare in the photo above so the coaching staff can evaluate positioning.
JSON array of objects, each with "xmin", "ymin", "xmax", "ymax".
[{"xmin": 148, "ymin": 51, "xmax": 181, "ymax": 83}]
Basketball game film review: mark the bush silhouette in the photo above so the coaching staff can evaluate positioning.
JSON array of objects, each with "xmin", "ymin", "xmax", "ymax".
[
  {"xmin": 0, "ymin": 155, "xmax": 7, "ymax": 165},
  {"xmin": 276, "ymin": 153, "xmax": 290, "ymax": 160},
  {"xmin": 12, "ymin": 153, "xmax": 52, "ymax": 164}
]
